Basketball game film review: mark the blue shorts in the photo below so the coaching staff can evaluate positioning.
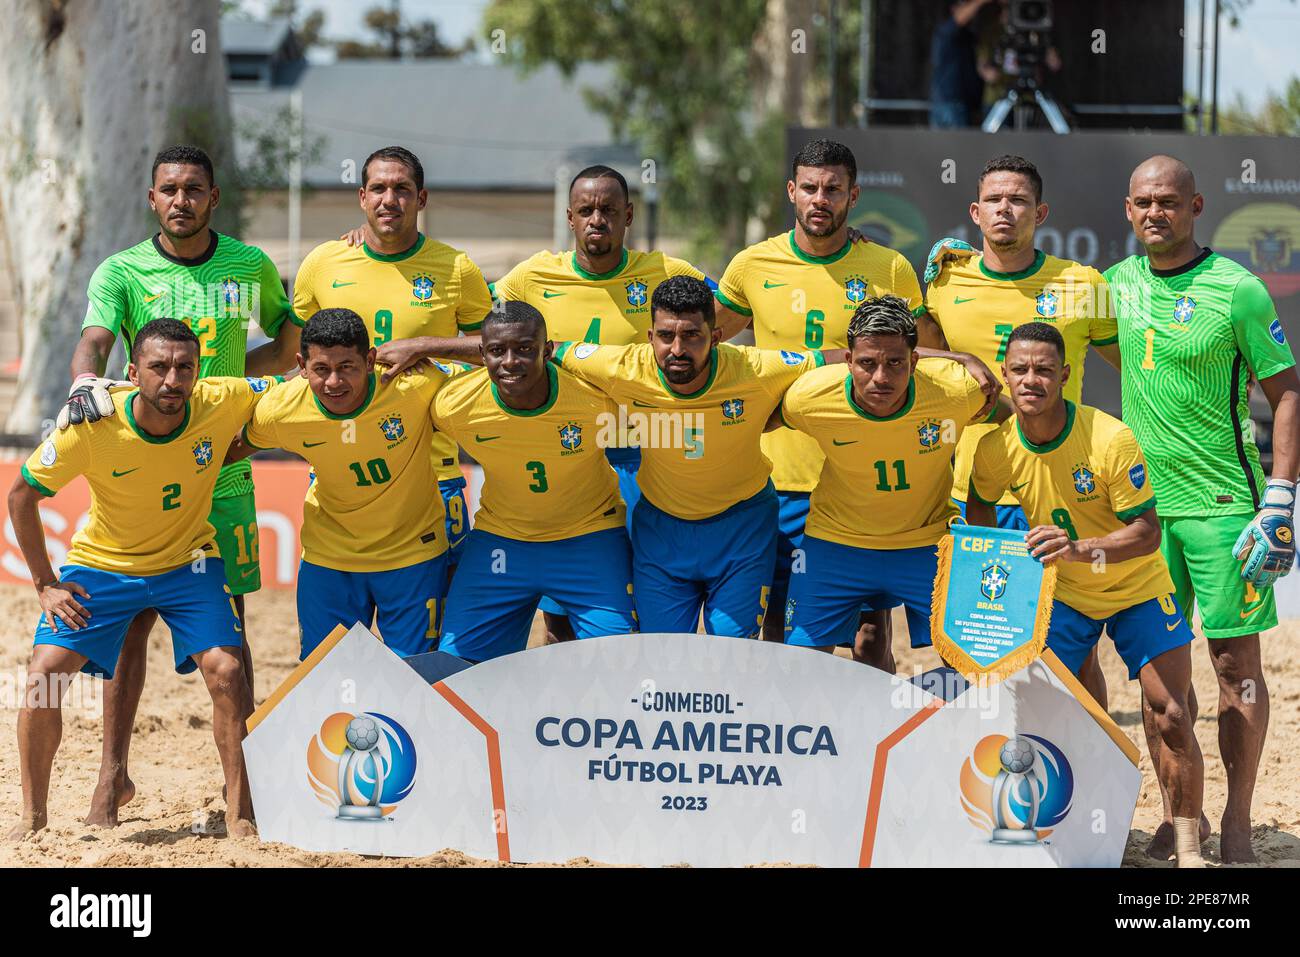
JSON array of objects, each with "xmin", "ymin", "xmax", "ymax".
[
  {"xmin": 1047, "ymin": 593, "xmax": 1194, "ymax": 679},
  {"xmin": 539, "ymin": 447, "xmax": 639, "ymax": 617},
  {"xmin": 440, "ymin": 477, "xmax": 470, "ymax": 566},
  {"xmin": 954, "ymin": 498, "xmax": 1029, "ymax": 531},
  {"xmin": 297, "ymin": 555, "xmax": 449, "ymax": 660},
  {"xmin": 770, "ymin": 490, "xmax": 811, "ymax": 608},
  {"xmin": 785, "ymin": 537, "xmax": 939, "ymax": 649},
  {"xmin": 33, "ymin": 560, "xmax": 242, "ymax": 679},
  {"xmin": 632, "ymin": 482, "xmax": 777, "ymax": 638},
  {"xmin": 440, "ymin": 527, "xmax": 636, "ymax": 662}
]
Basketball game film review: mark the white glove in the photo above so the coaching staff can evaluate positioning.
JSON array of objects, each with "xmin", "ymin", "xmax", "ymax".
[
  {"xmin": 56, "ymin": 375, "xmax": 120, "ymax": 430},
  {"xmin": 1234, "ymin": 479, "xmax": 1296, "ymax": 587}
]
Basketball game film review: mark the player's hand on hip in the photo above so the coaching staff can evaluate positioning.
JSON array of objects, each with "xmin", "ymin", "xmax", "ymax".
[
  {"xmin": 1234, "ymin": 479, "xmax": 1296, "ymax": 586},
  {"xmin": 56, "ymin": 374, "xmax": 121, "ymax": 430},
  {"xmin": 1027, "ymin": 524, "xmax": 1082, "ymax": 564},
  {"xmin": 339, "ymin": 224, "xmax": 366, "ymax": 247},
  {"xmin": 923, "ymin": 237, "xmax": 977, "ymax": 284},
  {"xmin": 37, "ymin": 579, "xmax": 91, "ymax": 632},
  {"xmin": 375, "ymin": 341, "xmax": 430, "ymax": 382}
]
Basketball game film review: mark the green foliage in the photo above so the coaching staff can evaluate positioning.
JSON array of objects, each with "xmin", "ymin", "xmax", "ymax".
[
  {"xmin": 1216, "ymin": 77, "xmax": 1300, "ymax": 136},
  {"xmin": 482, "ymin": 0, "xmax": 776, "ymax": 272},
  {"xmin": 336, "ymin": 5, "xmax": 467, "ymax": 58}
]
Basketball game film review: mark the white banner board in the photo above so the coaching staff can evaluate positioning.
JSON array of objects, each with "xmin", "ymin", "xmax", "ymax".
[{"xmin": 244, "ymin": 626, "xmax": 1140, "ymax": 867}]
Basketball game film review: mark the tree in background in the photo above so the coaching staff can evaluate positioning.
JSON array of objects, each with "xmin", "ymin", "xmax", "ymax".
[
  {"xmin": 336, "ymin": 4, "xmax": 468, "ymax": 59},
  {"xmin": 1218, "ymin": 78, "xmax": 1300, "ymax": 136},
  {"xmin": 0, "ymin": 0, "xmax": 237, "ymax": 434}
]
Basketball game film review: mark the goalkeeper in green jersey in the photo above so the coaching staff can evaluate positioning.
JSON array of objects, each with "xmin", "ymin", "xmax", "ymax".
[
  {"xmin": 57, "ymin": 145, "xmax": 301, "ymax": 828},
  {"xmin": 1108, "ymin": 154, "xmax": 1300, "ymax": 864}
]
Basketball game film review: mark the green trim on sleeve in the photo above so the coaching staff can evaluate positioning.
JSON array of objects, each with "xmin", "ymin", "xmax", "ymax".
[
  {"xmin": 20, "ymin": 464, "xmax": 56, "ymax": 498},
  {"xmin": 459, "ymin": 320, "xmax": 484, "ymax": 332},
  {"xmin": 968, "ymin": 484, "xmax": 1002, "ymax": 507},
  {"xmin": 812, "ymin": 350, "xmax": 826, "ymax": 367},
  {"xmin": 240, "ymin": 425, "xmax": 271, "ymax": 452},
  {"xmin": 911, "ymin": 305, "xmax": 928, "ymax": 318},
  {"xmin": 1091, "ymin": 334, "xmax": 1119, "ymax": 346},
  {"xmin": 713, "ymin": 288, "xmax": 752, "ymax": 317},
  {"xmin": 287, "ymin": 312, "xmax": 306, "ymax": 328},
  {"xmin": 1115, "ymin": 497, "xmax": 1157, "ymax": 522},
  {"xmin": 553, "ymin": 341, "xmax": 572, "ymax": 362},
  {"xmin": 778, "ymin": 403, "xmax": 794, "ymax": 430}
]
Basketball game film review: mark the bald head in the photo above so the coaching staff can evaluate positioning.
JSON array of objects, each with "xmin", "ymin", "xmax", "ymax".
[{"xmin": 1129, "ymin": 155, "xmax": 1197, "ymax": 200}]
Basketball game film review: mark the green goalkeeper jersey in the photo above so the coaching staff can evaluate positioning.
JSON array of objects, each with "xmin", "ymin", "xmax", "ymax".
[
  {"xmin": 82, "ymin": 230, "xmax": 300, "ymax": 498},
  {"xmin": 1106, "ymin": 248, "xmax": 1294, "ymax": 517}
]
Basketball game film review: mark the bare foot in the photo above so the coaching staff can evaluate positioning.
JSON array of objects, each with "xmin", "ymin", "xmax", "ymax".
[
  {"xmin": 226, "ymin": 817, "xmax": 257, "ymax": 839},
  {"xmin": 1219, "ymin": 819, "xmax": 1257, "ymax": 864},
  {"xmin": 85, "ymin": 775, "xmax": 136, "ymax": 827},
  {"xmin": 6, "ymin": 810, "xmax": 47, "ymax": 841},
  {"xmin": 1146, "ymin": 814, "xmax": 1211, "ymax": 860}
]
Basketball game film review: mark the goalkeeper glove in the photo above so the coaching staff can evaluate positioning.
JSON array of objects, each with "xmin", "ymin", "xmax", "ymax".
[
  {"xmin": 922, "ymin": 237, "xmax": 977, "ymax": 284},
  {"xmin": 1234, "ymin": 479, "xmax": 1297, "ymax": 587},
  {"xmin": 56, "ymin": 374, "xmax": 119, "ymax": 430}
]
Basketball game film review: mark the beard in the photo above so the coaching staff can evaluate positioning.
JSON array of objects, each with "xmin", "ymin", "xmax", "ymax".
[
  {"xmin": 661, "ymin": 356, "xmax": 702, "ymax": 384},
  {"xmin": 798, "ymin": 204, "xmax": 847, "ymax": 238}
]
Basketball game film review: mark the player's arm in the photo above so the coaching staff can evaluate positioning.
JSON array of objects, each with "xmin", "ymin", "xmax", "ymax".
[
  {"xmin": 376, "ymin": 335, "xmax": 485, "ymax": 381},
  {"xmin": 245, "ymin": 254, "xmax": 304, "ymax": 376},
  {"xmin": 1228, "ymin": 277, "xmax": 1300, "ymax": 583},
  {"xmin": 61, "ymin": 256, "xmax": 136, "ymax": 428},
  {"xmin": 915, "ymin": 347, "xmax": 1002, "ymax": 418},
  {"xmin": 245, "ymin": 318, "xmax": 303, "ymax": 376},
  {"xmin": 916, "ymin": 309, "xmax": 949, "ymax": 350},
  {"xmin": 6, "ymin": 478, "xmax": 90, "ymax": 630},
  {"xmin": 715, "ymin": 303, "xmax": 750, "ymax": 342},
  {"xmin": 713, "ymin": 254, "xmax": 752, "ymax": 341},
  {"xmin": 1028, "ymin": 507, "xmax": 1160, "ymax": 566},
  {"xmin": 963, "ymin": 496, "xmax": 997, "ymax": 527},
  {"xmin": 1088, "ymin": 272, "xmax": 1121, "ymax": 369},
  {"xmin": 966, "ymin": 432, "xmax": 1008, "ymax": 526}
]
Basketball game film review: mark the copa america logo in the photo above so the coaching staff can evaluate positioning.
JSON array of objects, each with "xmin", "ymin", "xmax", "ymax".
[
  {"xmin": 306, "ymin": 712, "xmax": 417, "ymax": 820},
  {"xmin": 959, "ymin": 733, "xmax": 1074, "ymax": 844}
]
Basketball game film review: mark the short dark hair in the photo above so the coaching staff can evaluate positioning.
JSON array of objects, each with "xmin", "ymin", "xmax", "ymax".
[
  {"xmin": 568, "ymin": 165, "xmax": 630, "ymax": 203},
  {"xmin": 362, "ymin": 146, "xmax": 424, "ymax": 191},
  {"xmin": 484, "ymin": 299, "xmax": 547, "ymax": 338},
  {"xmin": 151, "ymin": 145, "xmax": 215, "ymax": 186},
  {"xmin": 132, "ymin": 317, "xmax": 199, "ymax": 361},
  {"xmin": 978, "ymin": 154, "xmax": 1043, "ymax": 203},
  {"xmin": 791, "ymin": 138, "xmax": 858, "ymax": 186},
  {"xmin": 847, "ymin": 295, "xmax": 918, "ymax": 350},
  {"xmin": 301, "ymin": 308, "xmax": 371, "ymax": 359},
  {"xmin": 651, "ymin": 275, "xmax": 715, "ymax": 327},
  {"xmin": 1006, "ymin": 321, "xmax": 1065, "ymax": 361}
]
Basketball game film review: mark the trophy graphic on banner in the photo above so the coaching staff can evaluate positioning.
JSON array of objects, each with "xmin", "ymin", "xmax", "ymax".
[
  {"xmin": 338, "ymin": 715, "xmax": 387, "ymax": 819},
  {"xmin": 990, "ymin": 736, "xmax": 1040, "ymax": 843}
]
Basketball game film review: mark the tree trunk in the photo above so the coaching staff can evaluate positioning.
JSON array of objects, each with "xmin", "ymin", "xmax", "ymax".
[
  {"xmin": 0, "ymin": 0, "xmax": 235, "ymax": 435},
  {"xmin": 751, "ymin": 0, "xmax": 818, "ymax": 126}
]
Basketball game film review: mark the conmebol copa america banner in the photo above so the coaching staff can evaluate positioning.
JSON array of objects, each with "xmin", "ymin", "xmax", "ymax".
[{"xmin": 243, "ymin": 626, "xmax": 1140, "ymax": 867}]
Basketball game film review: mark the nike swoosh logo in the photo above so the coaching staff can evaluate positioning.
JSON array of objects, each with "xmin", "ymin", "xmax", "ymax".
[
  {"xmin": 302, "ymin": 441, "xmax": 326, "ymax": 448},
  {"xmin": 632, "ymin": 400, "xmax": 656, "ymax": 408},
  {"xmin": 1166, "ymin": 619, "xmax": 1183, "ymax": 632},
  {"xmin": 111, "ymin": 468, "xmax": 139, "ymax": 477},
  {"xmin": 954, "ymin": 296, "xmax": 976, "ymax": 304},
  {"xmin": 1240, "ymin": 603, "xmax": 1265, "ymax": 620},
  {"xmin": 332, "ymin": 280, "xmax": 356, "ymax": 288},
  {"xmin": 542, "ymin": 291, "xmax": 565, "ymax": 299},
  {"xmin": 143, "ymin": 292, "xmax": 165, "ymax": 303},
  {"xmin": 763, "ymin": 281, "xmax": 786, "ymax": 289},
  {"xmin": 1011, "ymin": 481, "xmax": 1029, "ymax": 491},
  {"xmin": 239, "ymin": 567, "xmax": 258, "ymax": 579},
  {"xmin": 832, "ymin": 439, "xmax": 857, "ymax": 446},
  {"xmin": 476, "ymin": 434, "xmax": 501, "ymax": 442}
]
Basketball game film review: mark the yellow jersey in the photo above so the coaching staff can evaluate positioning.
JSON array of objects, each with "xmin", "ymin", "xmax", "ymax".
[
  {"xmin": 780, "ymin": 359, "xmax": 987, "ymax": 550},
  {"xmin": 292, "ymin": 234, "xmax": 492, "ymax": 483},
  {"xmin": 21, "ymin": 377, "xmax": 277, "ymax": 576},
  {"xmin": 491, "ymin": 249, "xmax": 705, "ymax": 344},
  {"xmin": 716, "ymin": 231, "xmax": 924, "ymax": 493},
  {"xmin": 433, "ymin": 363, "xmax": 623, "ymax": 542},
  {"xmin": 243, "ymin": 367, "xmax": 451, "ymax": 572},
  {"xmin": 970, "ymin": 401, "xmax": 1173, "ymax": 619},
  {"xmin": 926, "ymin": 250, "xmax": 1116, "ymax": 504},
  {"xmin": 555, "ymin": 341, "xmax": 823, "ymax": 520}
]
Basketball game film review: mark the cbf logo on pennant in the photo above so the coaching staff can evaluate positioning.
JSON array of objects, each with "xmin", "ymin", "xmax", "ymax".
[{"xmin": 930, "ymin": 525, "xmax": 1057, "ymax": 678}]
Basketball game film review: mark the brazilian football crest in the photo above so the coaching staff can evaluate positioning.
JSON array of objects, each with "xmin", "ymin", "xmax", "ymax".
[
  {"xmin": 1173, "ymin": 295, "xmax": 1196, "ymax": 324},
  {"xmin": 1072, "ymin": 463, "xmax": 1095, "ymax": 496},
  {"xmin": 844, "ymin": 275, "xmax": 868, "ymax": 304},
  {"xmin": 559, "ymin": 421, "xmax": 583, "ymax": 452},
  {"xmin": 245, "ymin": 377, "xmax": 270, "ymax": 394},
  {"xmin": 192, "ymin": 438, "xmax": 214, "ymax": 468},
  {"xmin": 219, "ymin": 277, "xmax": 241, "ymax": 307},
  {"xmin": 1035, "ymin": 290, "xmax": 1058, "ymax": 318},
  {"xmin": 784, "ymin": 598, "xmax": 796, "ymax": 628},
  {"xmin": 625, "ymin": 280, "xmax": 648, "ymax": 307},
  {"xmin": 918, "ymin": 418, "xmax": 941, "ymax": 449},
  {"xmin": 980, "ymin": 560, "xmax": 1009, "ymax": 601},
  {"xmin": 412, "ymin": 274, "xmax": 435, "ymax": 301},
  {"xmin": 379, "ymin": 414, "xmax": 405, "ymax": 442},
  {"xmin": 721, "ymin": 398, "xmax": 745, "ymax": 422}
]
